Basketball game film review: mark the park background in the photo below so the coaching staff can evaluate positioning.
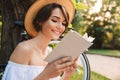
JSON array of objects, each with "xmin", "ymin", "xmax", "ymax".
[{"xmin": 0, "ymin": 0, "xmax": 120, "ymax": 80}]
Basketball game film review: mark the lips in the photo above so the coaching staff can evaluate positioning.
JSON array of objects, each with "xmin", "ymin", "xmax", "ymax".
[{"xmin": 52, "ymin": 30, "xmax": 61, "ymax": 36}]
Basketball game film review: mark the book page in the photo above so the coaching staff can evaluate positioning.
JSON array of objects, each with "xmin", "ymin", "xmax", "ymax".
[{"xmin": 44, "ymin": 30, "xmax": 94, "ymax": 63}]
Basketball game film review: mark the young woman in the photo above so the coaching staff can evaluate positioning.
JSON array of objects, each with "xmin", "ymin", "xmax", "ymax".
[{"xmin": 2, "ymin": 0, "xmax": 77, "ymax": 80}]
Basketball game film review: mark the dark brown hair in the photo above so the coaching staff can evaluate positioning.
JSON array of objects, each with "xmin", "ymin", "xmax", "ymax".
[{"xmin": 33, "ymin": 3, "xmax": 69, "ymax": 31}]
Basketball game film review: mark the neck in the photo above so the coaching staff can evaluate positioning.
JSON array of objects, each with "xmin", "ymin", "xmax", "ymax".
[{"xmin": 31, "ymin": 32, "xmax": 51, "ymax": 54}]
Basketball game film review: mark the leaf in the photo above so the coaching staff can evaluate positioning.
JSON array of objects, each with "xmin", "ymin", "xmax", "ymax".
[
  {"xmin": 72, "ymin": 0, "xmax": 89, "ymax": 10},
  {"xmin": 76, "ymin": 2, "xmax": 89, "ymax": 10}
]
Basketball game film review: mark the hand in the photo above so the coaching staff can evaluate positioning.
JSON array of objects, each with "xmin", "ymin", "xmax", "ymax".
[
  {"xmin": 62, "ymin": 57, "xmax": 78, "ymax": 80},
  {"xmin": 40, "ymin": 56, "xmax": 73, "ymax": 79}
]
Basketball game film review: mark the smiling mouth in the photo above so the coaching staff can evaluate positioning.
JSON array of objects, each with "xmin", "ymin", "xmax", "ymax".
[{"xmin": 52, "ymin": 30, "xmax": 61, "ymax": 36}]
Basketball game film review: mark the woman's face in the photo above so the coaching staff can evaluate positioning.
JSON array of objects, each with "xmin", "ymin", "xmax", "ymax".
[{"xmin": 39, "ymin": 8, "xmax": 66, "ymax": 40}]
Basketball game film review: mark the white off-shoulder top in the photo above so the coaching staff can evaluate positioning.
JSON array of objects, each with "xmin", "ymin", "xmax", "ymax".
[{"xmin": 2, "ymin": 61, "xmax": 60, "ymax": 80}]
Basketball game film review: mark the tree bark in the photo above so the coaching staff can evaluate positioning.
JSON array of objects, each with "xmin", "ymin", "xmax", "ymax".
[{"xmin": 0, "ymin": 0, "xmax": 34, "ymax": 64}]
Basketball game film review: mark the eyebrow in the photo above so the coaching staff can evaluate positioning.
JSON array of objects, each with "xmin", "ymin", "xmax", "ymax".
[{"xmin": 52, "ymin": 16, "xmax": 60, "ymax": 19}]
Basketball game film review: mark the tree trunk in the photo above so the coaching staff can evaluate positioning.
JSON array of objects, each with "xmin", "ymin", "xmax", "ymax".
[{"xmin": 0, "ymin": 0, "xmax": 34, "ymax": 64}]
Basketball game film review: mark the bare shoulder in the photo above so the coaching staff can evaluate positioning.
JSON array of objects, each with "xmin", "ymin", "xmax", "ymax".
[
  {"xmin": 14, "ymin": 41, "xmax": 32, "ymax": 53},
  {"xmin": 10, "ymin": 40, "xmax": 33, "ymax": 64}
]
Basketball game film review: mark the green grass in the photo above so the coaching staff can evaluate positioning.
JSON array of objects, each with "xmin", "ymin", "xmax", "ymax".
[
  {"xmin": 70, "ymin": 66, "xmax": 110, "ymax": 80},
  {"xmin": 88, "ymin": 49, "xmax": 120, "ymax": 57},
  {"xmin": 90, "ymin": 71, "xmax": 110, "ymax": 80}
]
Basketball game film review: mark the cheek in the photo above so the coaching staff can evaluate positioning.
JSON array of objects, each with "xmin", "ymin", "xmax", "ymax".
[
  {"xmin": 63, "ymin": 27, "xmax": 66, "ymax": 32},
  {"xmin": 42, "ymin": 21, "xmax": 53, "ymax": 30},
  {"xmin": 45, "ymin": 21, "xmax": 55, "ymax": 29},
  {"xmin": 61, "ymin": 27, "xmax": 66, "ymax": 34},
  {"xmin": 43, "ymin": 20, "xmax": 66, "ymax": 33}
]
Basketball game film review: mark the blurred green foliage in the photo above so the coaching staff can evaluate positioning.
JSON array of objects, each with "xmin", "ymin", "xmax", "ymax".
[
  {"xmin": 70, "ymin": 66, "xmax": 110, "ymax": 80},
  {"xmin": 72, "ymin": 0, "xmax": 120, "ymax": 49},
  {"xmin": 89, "ymin": 49, "xmax": 120, "ymax": 57},
  {"xmin": 0, "ymin": 0, "xmax": 120, "ymax": 50}
]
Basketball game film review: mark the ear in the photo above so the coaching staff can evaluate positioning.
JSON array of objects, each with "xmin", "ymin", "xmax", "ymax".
[
  {"xmin": 38, "ymin": 22, "xmax": 43, "ymax": 30},
  {"xmin": 38, "ymin": 22, "xmax": 43, "ymax": 26}
]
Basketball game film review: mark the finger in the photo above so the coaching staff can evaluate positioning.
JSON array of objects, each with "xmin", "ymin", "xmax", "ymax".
[
  {"xmin": 55, "ymin": 56, "xmax": 72, "ymax": 64},
  {"xmin": 60, "ymin": 67, "xmax": 72, "ymax": 72},
  {"xmin": 72, "ymin": 57, "xmax": 78, "ymax": 68},
  {"xmin": 73, "ymin": 57, "xmax": 78, "ymax": 62},
  {"xmin": 70, "ymin": 66, "xmax": 75, "ymax": 71},
  {"xmin": 73, "ymin": 62, "xmax": 78, "ymax": 69},
  {"xmin": 59, "ymin": 61, "xmax": 73, "ymax": 69}
]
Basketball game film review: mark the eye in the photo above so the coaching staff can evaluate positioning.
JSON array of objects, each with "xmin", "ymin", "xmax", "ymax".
[
  {"xmin": 62, "ymin": 23, "xmax": 66, "ymax": 26},
  {"xmin": 51, "ymin": 19, "xmax": 57, "ymax": 23},
  {"xmin": 62, "ymin": 22, "xmax": 67, "ymax": 26}
]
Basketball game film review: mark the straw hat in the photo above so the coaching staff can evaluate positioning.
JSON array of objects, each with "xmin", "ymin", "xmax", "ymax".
[{"xmin": 24, "ymin": 0, "xmax": 75, "ymax": 37}]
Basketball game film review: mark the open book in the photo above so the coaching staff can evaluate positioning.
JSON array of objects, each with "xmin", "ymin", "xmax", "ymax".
[{"xmin": 44, "ymin": 30, "xmax": 95, "ymax": 63}]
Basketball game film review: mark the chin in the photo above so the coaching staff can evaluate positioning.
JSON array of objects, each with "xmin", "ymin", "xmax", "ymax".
[{"xmin": 52, "ymin": 36, "xmax": 59, "ymax": 40}]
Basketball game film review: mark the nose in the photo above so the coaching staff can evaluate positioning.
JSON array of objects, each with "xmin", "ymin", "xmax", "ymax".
[{"xmin": 56, "ymin": 23, "xmax": 63, "ymax": 29}]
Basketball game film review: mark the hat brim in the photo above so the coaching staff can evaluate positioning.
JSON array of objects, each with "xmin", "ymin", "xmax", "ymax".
[{"xmin": 24, "ymin": 0, "xmax": 74, "ymax": 37}]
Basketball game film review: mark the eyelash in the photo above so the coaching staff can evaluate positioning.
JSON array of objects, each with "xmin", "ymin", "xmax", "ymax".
[
  {"xmin": 62, "ymin": 23, "xmax": 66, "ymax": 26},
  {"xmin": 51, "ymin": 19, "xmax": 66, "ymax": 26},
  {"xmin": 52, "ymin": 19, "xmax": 57, "ymax": 22}
]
